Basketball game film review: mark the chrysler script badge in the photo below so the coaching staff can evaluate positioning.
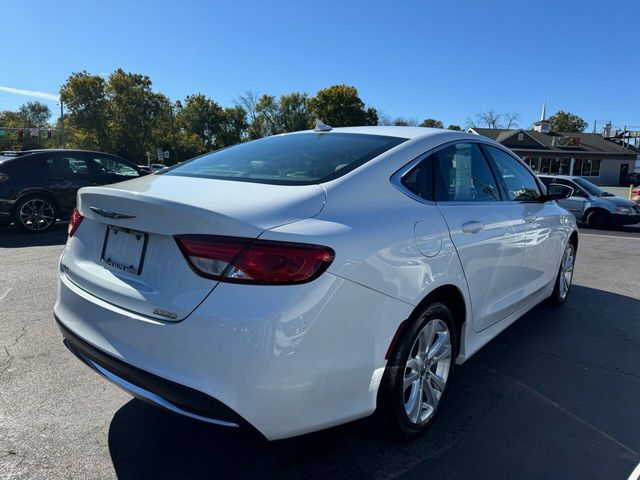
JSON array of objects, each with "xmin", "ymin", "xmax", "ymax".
[{"xmin": 89, "ymin": 207, "xmax": 137, "ymax": 220}]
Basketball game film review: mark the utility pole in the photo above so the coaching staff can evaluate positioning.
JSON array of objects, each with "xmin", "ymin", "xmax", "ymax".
[
  {"xmin": 169, "ymin": 103, "xmax": 178, "ymax": 164},
  {"xmin": 60, "ymin": 101, "xmax": 65, "ymax": 147}
]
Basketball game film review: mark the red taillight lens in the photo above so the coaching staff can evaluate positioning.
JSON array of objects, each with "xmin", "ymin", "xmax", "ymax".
[
  {"xmin": 175, "ymin": 235, "xmax": 334, "ymax": 285},
  {"xmin": 68, "ymin": 208, "xmax": 83, "ymax": 237}
]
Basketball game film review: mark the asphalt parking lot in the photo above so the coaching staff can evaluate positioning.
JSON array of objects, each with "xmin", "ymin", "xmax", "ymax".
[{"xmin": 1, "ymin": 223, "xmax": 639, "ymax": 480}]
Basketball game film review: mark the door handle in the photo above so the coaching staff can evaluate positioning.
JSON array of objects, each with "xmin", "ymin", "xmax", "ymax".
[
  {"xmin": 461, "ymin": 221, "xmax": 484, "ymax": 233},
  {"xmin": 524, "ymin": 214, "xmax": 539, "ymax": 223}
]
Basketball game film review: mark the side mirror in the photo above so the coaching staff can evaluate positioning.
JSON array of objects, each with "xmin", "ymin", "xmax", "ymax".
[{"xmin": 546, "ymin": 184, "xmax": 574, "ymax": 201}]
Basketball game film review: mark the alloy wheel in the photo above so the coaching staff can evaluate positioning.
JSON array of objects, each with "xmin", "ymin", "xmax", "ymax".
[
  {"xmin": 19, "ymin": 199, "xmax": 56, "ymax": 231},
  {"xmin": 559, "ymin": 244, "xmax": 575, "ymax": 300},
  {"xmin": 403, "ymin": 318, "xmax": 452, "ymax": 424}
]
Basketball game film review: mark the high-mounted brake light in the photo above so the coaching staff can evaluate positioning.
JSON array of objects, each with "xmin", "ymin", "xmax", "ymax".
[
  {"xmin": 175, "ymin": 235, "xmax": 335, "ymax": 285},
  {"xmin": 68, "ymin": 208, "xmax": 83, "ymax": 237}
]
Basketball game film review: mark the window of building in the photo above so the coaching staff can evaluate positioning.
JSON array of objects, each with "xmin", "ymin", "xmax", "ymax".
[
  {"xmin": 571, "ymin": 158, "xmax": 600, "ymax": 177},
  {"xmin": 573, "ymin": 159, "xmax": 582, "ymax": 175},
  {"xmin": 540, "ymin": 158, "xmax": 551, "ymax": 174}
]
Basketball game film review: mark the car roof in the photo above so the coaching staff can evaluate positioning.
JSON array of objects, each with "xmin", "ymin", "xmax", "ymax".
[
  {"xmin": 538, "ymin": 174, "xmax": 578, "ymax": 180},
  {"xmin": 11, "ymin": 149, "xmax": 119, "ymax": 155},
  {"xmin": 292, "ymin": 126, "xmax": 478, "ymax": 141}
]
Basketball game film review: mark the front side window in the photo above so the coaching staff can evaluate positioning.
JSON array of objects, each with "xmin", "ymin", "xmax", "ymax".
[
  {"xmin": 165, "ymin": 133, "xmax": 407, "ymax": 185},
  {"xmin": 574, "ymin": 177, "xmax": 604, "ymax": 197},
  {"xmin": 484, "ymin": 145, "xmax": 542, "ymax": 201},
  {"xmin": 434, "ymin": 143, "xmax": 500, "ymax": 202},
  {"xmin": 89, "ymin": 155, "xmax": 139, "ymax": 177}
]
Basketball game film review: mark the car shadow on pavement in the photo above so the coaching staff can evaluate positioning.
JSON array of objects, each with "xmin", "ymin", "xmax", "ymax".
[
  {"xmin": 0, "ymin": 223, "xmax": 68, "ymax": 248},
  {"xmin": 107, "ymin": 285, "xmax": 640, "ymax": 480}
]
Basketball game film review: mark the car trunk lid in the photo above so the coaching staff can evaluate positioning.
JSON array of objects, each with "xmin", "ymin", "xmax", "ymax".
[{"xmin": 61, "ymin": 174, "xmax": 326, "ymax": 321}]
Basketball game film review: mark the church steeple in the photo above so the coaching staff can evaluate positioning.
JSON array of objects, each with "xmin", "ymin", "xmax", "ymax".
[{"xmin": 533, "ymin": 101, "xmax": 551, "ymax": 133}]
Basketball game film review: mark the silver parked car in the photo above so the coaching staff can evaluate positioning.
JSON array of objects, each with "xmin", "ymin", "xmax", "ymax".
[{"xmin": 538, "ymin": 175, "xmax": 640, "ymax": 228}]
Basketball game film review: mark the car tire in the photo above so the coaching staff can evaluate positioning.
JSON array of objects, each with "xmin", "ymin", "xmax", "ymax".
[
  {"xmin": 376, "ymin": 302, "xmax": 456, "ymax": 438},
  {"xmin": 549, "ymin": 241, "xmax": 576, "ymax": 306},
  {"xmin": 13, "ymin": 195, "xmax": 58, "ymax": 233},
  {"xmin": 585, "ymin": 210, "xmax": 609, "ymax": 229}
]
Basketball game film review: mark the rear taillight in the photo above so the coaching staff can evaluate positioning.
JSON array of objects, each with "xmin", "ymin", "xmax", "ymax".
[
  {"xmin": 0, "ymin": 171, "xmax": 9, "ymax": 183},
  {"xmin": 175, "ymin": 235, "xmax": 335, "ymax": 285},
  {"xmin": 68, "ymin": 208, "xmax": 83, "ymax": 237}
]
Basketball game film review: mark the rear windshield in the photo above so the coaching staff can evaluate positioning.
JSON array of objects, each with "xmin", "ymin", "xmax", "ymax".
[{"xmin": 164, "ymin": 133, "xmax": 407, "ymax": 185}]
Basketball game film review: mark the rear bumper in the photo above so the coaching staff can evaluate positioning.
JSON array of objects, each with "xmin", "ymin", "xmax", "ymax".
[
  {"xmin": 57, "ymin": 316, "xmax": 243, "ymax": 429},
  {"xmin": 54, "ymin": 268, "xmax": 411, "ymax": 440}
]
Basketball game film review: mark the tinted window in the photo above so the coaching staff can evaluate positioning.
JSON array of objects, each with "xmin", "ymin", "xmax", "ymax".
[
  {"xmin": 539, "ymin": 176, "xmax": 553, "ymax": 188},
  {"xmin": 2, "ymin": 156, "xmax": 46, "ymax": 175},
  {"xmin": 573, "ymin": 177, "xmax": 604, "ymax": 197},
  {"xmin": 45, "ymin": 154, "xmax": 90, "ymax": 177},
  {"xmin": 88, "ymin": 155, "xmax": 139, "ymax": 177},
  {"xmin": 165, "ymin": 133, "xmax": 407, "ymax": 185},
  {"xmin": 434, "ymin": 143, "xmax": 500, "ymax": 202},
  {"xmin": 402, "ymin": 158, "xmax": 433, "ymax": 200},
  {"xmin": 484, "ymin": 146, "xmax": 542, "ymax": 201}
]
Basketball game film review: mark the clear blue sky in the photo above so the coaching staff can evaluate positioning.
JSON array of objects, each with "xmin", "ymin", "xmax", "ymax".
[{"xmin": 1, "ymin": 0, "xmax": 639, "ymax": 130}]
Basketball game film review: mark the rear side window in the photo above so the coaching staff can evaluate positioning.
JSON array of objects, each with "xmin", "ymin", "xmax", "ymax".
[
  {"xmin": 45, "ymin": 154, "xmax": 91, "ymax": 177},
  {"xmin": 402, "ymin": 159, "xmax": 433, "ymax": 200},
  {"xmin": 434, "ymin": 143, "xmax": 500, "ymax": 202},
  {"xmin": 2, "ymin": 156, "xmax": 47, "ymax": 175},
  {"xmin": 484, "ymin": 146, "xmax": 542, "ymax": 201},
  {"xmin": 165, "ymin": 133, "xmax": 407, "ymax": 185}
]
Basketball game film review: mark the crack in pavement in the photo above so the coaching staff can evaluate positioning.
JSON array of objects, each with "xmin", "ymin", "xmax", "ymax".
[
  {"xmin": 1, "ymin": 326, "xmax": 28, "ymax": 372},
  {"xmin": 0, "ymin": 288, "xmax": 12, "ymax": 302}
]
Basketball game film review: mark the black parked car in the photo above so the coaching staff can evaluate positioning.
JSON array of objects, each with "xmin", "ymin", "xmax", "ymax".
[{"xmin": 0, "ymin": 149, "xmax": 145, "ymax": 232}]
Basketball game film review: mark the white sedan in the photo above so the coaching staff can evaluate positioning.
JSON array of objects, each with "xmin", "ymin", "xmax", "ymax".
[{"xmin": 54, "ymin": 126, "xmax": 578, "ymax": 440}]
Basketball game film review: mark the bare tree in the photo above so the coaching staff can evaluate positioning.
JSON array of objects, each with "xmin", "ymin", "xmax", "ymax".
[
  {"xmin": 235, "ymin": 90, "xmax": 260, "ymax": 124},
  {"xmin": 503, "ymin": 112, "xmax": 520, "ymax": 129},
  {"xmin": 476, "ymin": 109, "xmax": 502, "ymax": 129},
  {"xmin": 392, "ymin": 116, "xmax": 419, "ymax": 126},
  {"xmin": 472, "ymin": 109, "xmax": 520, "ymax": 129}
]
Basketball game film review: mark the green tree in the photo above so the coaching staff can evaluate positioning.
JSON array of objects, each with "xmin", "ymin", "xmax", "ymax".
[
  {"xmin": 419, "ymin": 118, "xmax": 444, "ymax": 128},
  {"xmin": 247, "ymin": 92, "xmax": 311, "ymax": 138},
  {"xmin": 175, "ymin": 93, "xmax": 224, "ymax": 151},
  {"xmin": 279, "ymin": 92, "xmax": 312, "ymax": 133},
  {"xmin": 447, "ymin": 124, "xmax": 462, "ymax": 130},
  {"xmin": 60, "ymin": 71, "xmax": 110, "ymax": 149},
  {"xmin": 18, "ymin": 101, "xmax": 51, "ymax": 127},
  {"xmin": 216, "ymin": 106, "xmax": 248, "ymax": 148},
  {"xmin": 107, "ymin": 69, "xmax": 164, "ymax": 162},
  {"xmin": 548, "ymin": 111, "xmax": 588, "ymax": 132},
  {"xmin": 0, "ymin": 103, "xmax": 54, "ymax": 150},
  {"xmin": 307, "ymin": 85, "xmax": 377, "ymax": 127}
]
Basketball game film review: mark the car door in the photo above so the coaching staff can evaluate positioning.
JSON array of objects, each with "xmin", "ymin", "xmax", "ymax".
[
  {"xmin": 483, "ymin": 146, "xmax": 565, "ymax": 302},
  {"xmin": 433, "ymin": 142, "xmax": 526, "ymax": 332},
  {"xmin": 42, "ymin": 152, "xmax": 95, "ymax": 215},
  {"xmin": 84, "ymin": 153, "xmax": 140, "ymax": 185}
]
